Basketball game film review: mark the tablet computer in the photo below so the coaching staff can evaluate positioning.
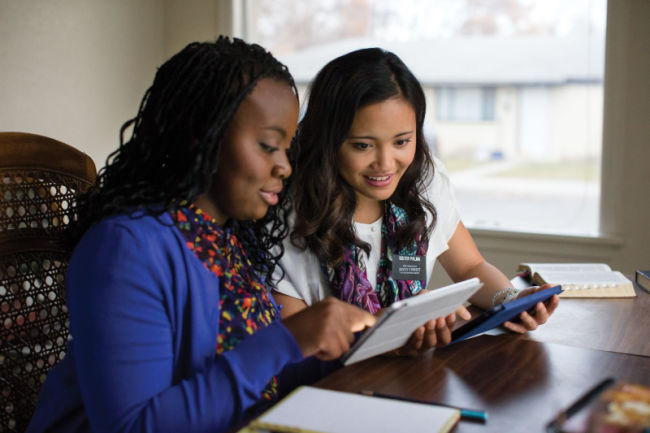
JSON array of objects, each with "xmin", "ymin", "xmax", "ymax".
[
  {"xmin": 450, "ymin": 285, "xmax": 563, "ymax": 344},
  {"xmin": 341, "ymin": 278, "xmax": 483, "ymax": 365}
]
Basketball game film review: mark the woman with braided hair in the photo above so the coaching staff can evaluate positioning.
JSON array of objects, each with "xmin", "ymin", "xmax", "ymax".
[{"xmin": 27, "ymin": 37, "xmax": 374, "ymax": 433}]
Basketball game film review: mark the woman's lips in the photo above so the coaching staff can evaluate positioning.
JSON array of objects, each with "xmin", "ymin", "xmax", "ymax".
[
  {"xmin": 364, "ymin": 174, "xmax": 394, "ymax": 187},
  {"xmin": 259, "ymin": 189, "xmax": 280, "ymax": 206}
]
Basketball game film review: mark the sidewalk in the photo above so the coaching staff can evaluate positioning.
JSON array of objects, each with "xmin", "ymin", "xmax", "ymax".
[{"xmin": 446, "ymin": 161, "xmax": 600, "ymax": 233}]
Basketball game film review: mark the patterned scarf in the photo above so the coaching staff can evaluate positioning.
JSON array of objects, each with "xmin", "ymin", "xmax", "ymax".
[
  {"xmin": 171, "ymin": 204, "xmax": 280, "ymax": 401},
  {"xmin": 324, "ymin": 202, "xmax": 429, "ymax": 314}
]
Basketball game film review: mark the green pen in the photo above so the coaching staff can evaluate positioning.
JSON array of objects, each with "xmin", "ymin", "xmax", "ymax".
[{"xmin": 360, "ymin": 390, "xmax": 487, "ymax": 423}]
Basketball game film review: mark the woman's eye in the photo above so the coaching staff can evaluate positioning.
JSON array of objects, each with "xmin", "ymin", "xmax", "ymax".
[
  {"xmin": 352, "ymin": 142, "xmax": 370, "ymax": 150},
  {"xmin": 395, "ymin": 138, "xmax": 412, "ymax": 147},
  {"xmin": 259, "ymin": 142, "xmax": 277, "ymax": 153}
]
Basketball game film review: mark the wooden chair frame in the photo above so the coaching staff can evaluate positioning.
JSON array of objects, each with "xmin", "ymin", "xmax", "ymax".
[{"xmin": 0, "ymin": 132, "xmax": 96, "ymax": 432}]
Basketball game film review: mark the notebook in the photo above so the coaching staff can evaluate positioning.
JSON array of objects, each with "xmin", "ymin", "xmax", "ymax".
[
  {"xmin": 240, "ymin": 386, "xmax": 460, "ymax": 433},
  {"xmin": 517, "ymin": 263, "xmax": 636, "ymax": 298}
]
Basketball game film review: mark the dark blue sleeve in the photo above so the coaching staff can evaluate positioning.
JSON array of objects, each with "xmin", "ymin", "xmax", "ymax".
[
  {"xmin": 276, "ymin": 357, "xmax": 342, "ymax": 398},
  {"xmin": 66, "ymin": 219, "xmax": 304, "ymax": 433},
  {"xmin": 273, "ymin": 329, "xmax": 367, "ymax": 398}
]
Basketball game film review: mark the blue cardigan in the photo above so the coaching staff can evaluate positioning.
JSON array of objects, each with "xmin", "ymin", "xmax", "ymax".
[{"xmin": 27, "ymin": 212, "xmax": 322, "ymax": 433}]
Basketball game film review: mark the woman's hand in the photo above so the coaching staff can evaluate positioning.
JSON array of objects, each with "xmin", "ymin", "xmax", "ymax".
[
  {"xmin": 282, "ymin": 297, "xmax": 376, "ymax": 360},
  {"xmin": 387, "ymin": 289, "xmax": 472, "ymax": 357},
  {"xmin": 396, "ymin": 305, "xmax": 471, "ymax": 356},
  {"xmin": 501, "ymin": 284, "xmax": 560, "ymax": 333}
]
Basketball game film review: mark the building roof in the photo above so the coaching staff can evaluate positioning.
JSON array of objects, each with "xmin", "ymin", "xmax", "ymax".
[{"xmin": 279, "ymin": 34, "xmax": 605, "ymax": 86}]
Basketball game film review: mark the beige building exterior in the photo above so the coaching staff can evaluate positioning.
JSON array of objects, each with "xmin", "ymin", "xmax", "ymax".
[
  {"xmin": 425, "ymin": 83, "xmax": 603, "ymax": 161},
  {"xmin": 284, "ymin": 34, "xmax": 605, "ymax": 163}
]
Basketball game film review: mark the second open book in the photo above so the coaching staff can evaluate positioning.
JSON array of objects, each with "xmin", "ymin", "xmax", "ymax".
[{"xmin": 517, "ymin": 263, "xmax": 635, "ymax": 298}]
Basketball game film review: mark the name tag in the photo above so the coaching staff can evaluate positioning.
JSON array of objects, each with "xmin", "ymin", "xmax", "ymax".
[{"xmin": 392, "ymin": 254, "xmax": 426, "ymax": 281}]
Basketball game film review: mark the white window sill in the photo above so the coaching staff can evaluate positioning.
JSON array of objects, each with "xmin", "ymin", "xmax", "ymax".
[{"xmin": 468, "ymin": 227, "xmax": 623, "ymax": 247}]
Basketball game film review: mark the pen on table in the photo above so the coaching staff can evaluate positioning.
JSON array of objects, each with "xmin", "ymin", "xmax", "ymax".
[
  {"xmin": 546, "ymin": 377, "xmax": 615, "ymax": 433},
  {"xmin": 360, "ymin": 390, "xmax": 487, "ymax": 423}
]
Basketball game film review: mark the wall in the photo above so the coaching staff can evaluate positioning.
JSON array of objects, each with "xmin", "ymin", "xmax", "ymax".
[
  {"xmin": 550, "ymin": 84, "xmax": 603, "ymax": 160},
  {"xmin": 0, "ymin": 0, "xmax": 165, "ymax": 168},
  {"xmin": 428, "ymin": 83, "xmax": 602, "ymax": 161},
  {"xmin": 428, "ymin": 87, "xmax": 508, "ymax": 159},
  {"xmin": 163, "ymin": 0, "xmax": 226, "ymax": 58},
  {"xmin": 597, "ymin": 0, "xmax": 650, "ymax": 271},
  {"xmin": 0, "ymin": 0, "xmax": 228, "ymax": 169}
]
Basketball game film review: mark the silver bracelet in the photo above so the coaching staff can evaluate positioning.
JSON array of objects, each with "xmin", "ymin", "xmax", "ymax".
[{"xmin": 491, "ymin": 287, "xmax": 520, "ymax": 306}]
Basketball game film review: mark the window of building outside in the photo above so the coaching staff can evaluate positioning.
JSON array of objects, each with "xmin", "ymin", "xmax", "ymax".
[
  {"xmin": 436, "ymin": 87, "xmax": 497, "ymax": 122},
  {"xmin": 244, "ymin": 0, "xmax": 606, "ymax": 236}
]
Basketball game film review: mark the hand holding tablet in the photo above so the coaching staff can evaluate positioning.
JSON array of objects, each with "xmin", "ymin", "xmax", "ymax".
[
  {"xmin": 341, "ymin": 278, "xmax": 483, "ymax": 365},
  {"xmin": 450, "ymin": 284, "xmax": 563, "ymax": 344},
  {"xmin": 339, "ymin": 280, "xmax": 562, "ymax": 365}
]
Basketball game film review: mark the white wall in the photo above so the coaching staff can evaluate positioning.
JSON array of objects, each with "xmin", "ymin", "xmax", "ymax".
[
  {"xmin": 0, "ymin": 0, "xmax": 231, "ymax": 169},
  {"xmin": 550, "ymin": 84, "xmax": 603, "ymax": 160},
  {"xmin": 163, "ymin": 0, "xmax": 226, "ymax": 58},
  {"xmin": 427, "ymin": 87, "xmax": 504, "ymax": 159},
  {"xmin": 518, "ymin": 86, "xmax": 550, "ymax": 158},
  {"xmin": 428, "ymin": 83, "xmax": 602, "ymax": 161},
  {"xmin": 0, "ymin": 0, "xmax": 166, "ymax": 169}
]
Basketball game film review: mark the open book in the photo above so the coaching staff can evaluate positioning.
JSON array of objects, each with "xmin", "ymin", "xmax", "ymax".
[
  {"xmin": 517, "ymin": 263, "xmax": 636, "ymax": 298},
  {"xmin": 240, "ymin": 386, "xmax": 460, "ymax": 433}
]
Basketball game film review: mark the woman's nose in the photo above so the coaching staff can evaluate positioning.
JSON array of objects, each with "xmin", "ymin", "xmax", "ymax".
[
  {"xmin": 373, "ymin": 146, "xmax": 394, "ymax": 171},
  {"xmin": 272, "ymin": 153, "xmax": 292, "ymax": 179}
]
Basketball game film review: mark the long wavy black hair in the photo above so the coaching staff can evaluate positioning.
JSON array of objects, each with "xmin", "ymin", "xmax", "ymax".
[
  {"xmin": 290, "ymin": 47, "xmax": 436, "ymax": 267},
  {"xmin": 71, "ymin": 36, "xmax": 297, "ymax": 285}
]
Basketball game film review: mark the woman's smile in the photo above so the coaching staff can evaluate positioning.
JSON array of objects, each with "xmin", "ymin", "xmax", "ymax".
[{"xmin": 363, "ymin": 173, "xmax": 394, "ymax": 187}]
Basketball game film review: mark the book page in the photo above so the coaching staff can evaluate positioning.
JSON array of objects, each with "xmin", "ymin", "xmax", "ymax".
[
  {"xmin": 517, "ymin": 263, "xmax": 635, "ymax": 297},
  {"xmin": 535, "ymin": 271, "xmax": 635, "ymax": 297},
  {"xmin": 523, "ymin": 263, "xmax": 612, "ymax": 274},
  {"xmin": 535, "ymin": 270, "xmax": 629, "ymax": 286},
  {"xmin": 249, "ymin": 386, "xmax": 460, "ymax": 433}
]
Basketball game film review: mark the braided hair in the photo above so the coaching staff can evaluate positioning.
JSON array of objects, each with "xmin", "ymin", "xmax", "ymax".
[{"xmin": 72, "ymin": 36, "xmax": 298, "ymax": 285}]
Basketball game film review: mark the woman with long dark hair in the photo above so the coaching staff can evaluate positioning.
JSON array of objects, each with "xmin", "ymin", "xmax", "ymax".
[
  {"xmin": 27, "ymin": 37, "xmax": 374, "ymax": 433},
  {"xmin": 274, "ymin": 48, "xmax": 558, "ymax": 353}
]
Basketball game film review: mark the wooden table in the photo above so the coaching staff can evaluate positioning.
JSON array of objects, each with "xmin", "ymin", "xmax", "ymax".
[
  {"xmin": 314, "ymin": 280, "xmax": 650, "ymax": 431},
  {"xmin": 316, "ymin": 334, "xmax": 650, "ymax": 432},
  {"xmin": 523, "ymin": 285, "xmax": 650, "ymax": 357}
]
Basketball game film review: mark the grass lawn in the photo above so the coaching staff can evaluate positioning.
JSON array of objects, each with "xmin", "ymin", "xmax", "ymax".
[
  {"xmin": 442, "ymin": 158, "xmax": 490, "ymax": 172},
  {"xmin": 441, "ymin": 157, "xmax": 600, "ymax": 181}
]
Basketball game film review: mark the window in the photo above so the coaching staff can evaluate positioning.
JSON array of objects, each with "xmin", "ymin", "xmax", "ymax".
[
  {"xmin": 243, "ymin": 0, "xmax": 607, "ymax": 236},
  {"xmin": 436, "ymin": 87, "xmax": 496, "ymax": 122}
]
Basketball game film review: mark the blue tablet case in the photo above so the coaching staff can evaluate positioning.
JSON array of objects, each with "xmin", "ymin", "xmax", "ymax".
[{"xmin": 450, "ymin": 285, "xmax": 563, "ymax": 344}]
